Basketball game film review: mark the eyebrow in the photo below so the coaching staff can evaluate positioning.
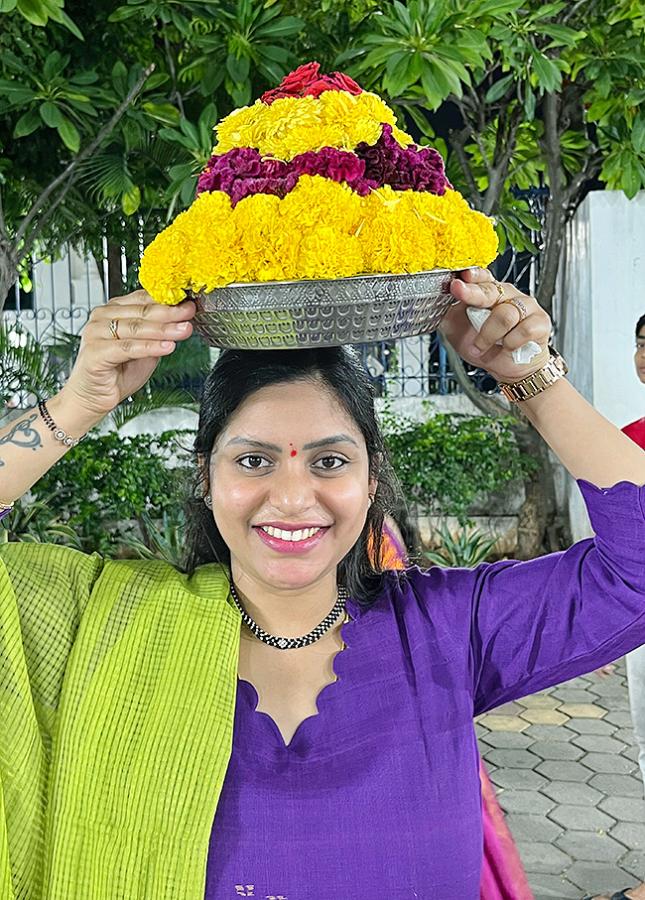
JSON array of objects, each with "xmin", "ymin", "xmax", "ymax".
[{"xmin": 225, "ymin": 433, "xmax": 359, "ymax": 452}]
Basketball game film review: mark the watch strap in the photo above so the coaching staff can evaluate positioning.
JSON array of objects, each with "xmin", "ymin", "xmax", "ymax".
[{"xmin": 498, "ymin": 347, "xmax": 569, "ymax": 403}]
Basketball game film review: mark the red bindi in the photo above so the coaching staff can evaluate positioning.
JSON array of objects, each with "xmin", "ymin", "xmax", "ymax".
[{"xmin": 289, "ymin": 442, "xmax": 297, "ymax": 457}]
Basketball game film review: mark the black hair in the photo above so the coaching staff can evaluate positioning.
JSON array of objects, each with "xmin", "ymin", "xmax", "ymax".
[
  {"xmin": 637, "ymin": 314, "xmax": 645, "ymax": 338},
  {"xmin": 181, "ymin": 346, "xmax": 410, "ymax": 606}
]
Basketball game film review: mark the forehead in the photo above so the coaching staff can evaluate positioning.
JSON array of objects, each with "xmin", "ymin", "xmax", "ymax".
[{"xmin": 219, "ymin": 380, "xmax": 362, "ymax": 444}]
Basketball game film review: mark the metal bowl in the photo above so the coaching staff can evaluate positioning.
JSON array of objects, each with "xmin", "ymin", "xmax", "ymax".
[{"xmin": 191, "ymin": 268, "xmax": 462, "ymax": 350}]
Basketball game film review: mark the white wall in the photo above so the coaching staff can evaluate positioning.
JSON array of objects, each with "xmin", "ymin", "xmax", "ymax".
[{"xmin": 555, "ymin": 189, "xmax": 645, "ymax": 539}]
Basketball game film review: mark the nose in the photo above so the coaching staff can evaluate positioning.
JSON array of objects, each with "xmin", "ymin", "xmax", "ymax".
[{"xmin": 268, "ymin": 465, "xmax": 318, "ymax": 514}]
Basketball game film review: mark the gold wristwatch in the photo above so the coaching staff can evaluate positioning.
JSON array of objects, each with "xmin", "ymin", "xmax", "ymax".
[{"xmin": 498, "ymin": 346, "xmax": 569, "ymax": 403}]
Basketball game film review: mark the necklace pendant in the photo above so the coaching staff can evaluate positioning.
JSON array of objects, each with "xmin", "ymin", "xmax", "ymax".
[{"xmin": 277, "ymin": 637, "xmax": 289, "ymax": 649}]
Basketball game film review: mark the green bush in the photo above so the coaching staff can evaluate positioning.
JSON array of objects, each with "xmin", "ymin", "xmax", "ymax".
[
  {"xmin": 381, "ymin": 407, "xmax": 536, "ymax": 524},
  {"xmin": 28, "ymin": 429, "xmax": 193, "ymax": 556}
]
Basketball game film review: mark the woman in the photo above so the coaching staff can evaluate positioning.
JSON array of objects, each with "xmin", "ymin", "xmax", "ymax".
[{"xmin": 1, "ymin": 268, "xmax": 644, "ymax": 899}]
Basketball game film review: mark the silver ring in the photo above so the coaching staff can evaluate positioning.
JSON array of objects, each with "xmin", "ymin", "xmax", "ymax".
[
  {"xmin": 109, "ymin": 319, "xmax": 120, "ymax": 340},
  {"xmin": 498, "ymin": 296, "xmax": 528, "ymax": 322}
]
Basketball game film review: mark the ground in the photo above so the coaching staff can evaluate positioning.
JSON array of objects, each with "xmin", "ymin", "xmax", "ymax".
[{"xmin": 477, "ymin": 660, "xmax": 645, "ymax": 899}]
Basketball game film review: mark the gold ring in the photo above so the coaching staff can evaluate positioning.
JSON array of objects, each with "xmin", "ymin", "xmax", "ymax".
[
  {"xmin": 492, "ymin": 280, "xmax": 505, "ymax": 305},
  {"xmin": 109, "ymin": 319, "xmax": 120, "ymax": 341},
  {"xmin": 497, "ymin": 296, "xmax": 528, "ymax": 322}
]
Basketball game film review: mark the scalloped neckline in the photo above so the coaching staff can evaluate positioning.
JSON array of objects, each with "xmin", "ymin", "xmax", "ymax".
[{"xmin": 236, "ymin": 598, "xmax": 361, "ymax": 751}]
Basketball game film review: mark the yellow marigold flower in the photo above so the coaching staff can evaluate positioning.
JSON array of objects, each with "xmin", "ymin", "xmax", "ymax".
[
  {"xmin": 213, "ymin": 92, "xmax": 413, "ymax": 160},
  {"xmin": 139, "ymin": 180, "xmax": 498, "ymax": 304}
]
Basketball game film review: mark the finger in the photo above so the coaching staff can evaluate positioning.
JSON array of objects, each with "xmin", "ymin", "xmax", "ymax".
[
  {"xmin": 500, "ymin": 313, "xmax": 551, "ymax": 352},
  {"xmin": 85, "ymin": 316, "xmax": 193, "ymax": 342},
  {"xmin": 451, "ymin": 275, "xmax": 508, "ymax": 309},
  {"xmin": 457, "ymin": 266, "xmax": 496, "ymax": 284},
  {"xmin": 86, "ymin": 337, "xmax": 178, "ymax": 364},
  {"xmin": 472, "ymin": 295, "xmax": 538, "ymax": 353},
  {"xmin": 92, "ymin": 298, "xmax": 197, "ymax": 323}
]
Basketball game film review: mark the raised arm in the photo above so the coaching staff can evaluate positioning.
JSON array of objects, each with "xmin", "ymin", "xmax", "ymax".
[{"xmin": 441, "ymin": 267, "xmax": 645, "ymax": 488}]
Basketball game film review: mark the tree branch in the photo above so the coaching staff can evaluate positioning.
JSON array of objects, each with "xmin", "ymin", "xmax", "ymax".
[
  {"xmin": 15, "ymin": 63, "xmax": 155, "ymax": 247},
  {"xmin": 448, "ymin": 128, "xmax": 482, "ymax": 208},
  {"xmin": 454, "ymin": 97, "xmax": 491, "ymax": 175},
  {"xmin": 441, "ymin": 338, "xmax": 521, "ymax": 420},
  {"xmin": 163, "ymin": 32, "xmax": 185, "ymax": 118}
]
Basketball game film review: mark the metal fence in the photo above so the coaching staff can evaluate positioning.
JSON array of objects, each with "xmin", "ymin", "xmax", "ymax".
[{"xmin": 2, "ymin": 188, "xmax": 547, "ymax": 401}]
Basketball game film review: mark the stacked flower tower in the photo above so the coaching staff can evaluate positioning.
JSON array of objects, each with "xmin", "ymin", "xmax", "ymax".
[{"xmin": 140, "ymin": 62, "xmax": 498, "ymax": 305}]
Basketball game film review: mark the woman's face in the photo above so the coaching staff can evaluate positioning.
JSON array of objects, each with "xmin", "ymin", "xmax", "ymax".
[{"xmin": 208, "ymin": 379, "xmax": 378, "ymax": 591}]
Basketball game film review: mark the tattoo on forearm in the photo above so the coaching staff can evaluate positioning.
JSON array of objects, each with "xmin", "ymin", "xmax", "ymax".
[{"xmin": 0, "ymin": 413, "xmax": 42, "ymax": 467}]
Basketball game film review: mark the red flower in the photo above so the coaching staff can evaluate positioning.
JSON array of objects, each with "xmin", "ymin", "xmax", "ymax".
[{"xmin": 260, "ymin": 61, "xmax": 363, "ymax": 104}]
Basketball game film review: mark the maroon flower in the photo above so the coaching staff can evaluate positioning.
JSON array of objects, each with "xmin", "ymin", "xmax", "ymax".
[{"xmin": 355, "ymin": 124, "xmax": 452, "ymax": 194}]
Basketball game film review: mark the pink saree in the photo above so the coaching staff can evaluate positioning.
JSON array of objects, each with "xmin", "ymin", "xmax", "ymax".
[{"xmin": 375, "ymin": 520, "xmax": 534, "ymax": 900}]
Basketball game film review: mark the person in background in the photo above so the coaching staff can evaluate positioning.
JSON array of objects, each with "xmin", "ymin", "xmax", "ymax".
[
  {"xmin": 369, "ymin": 501, "xmax": 534, "ymax": 900},
  {"xmin": 588, "ymin": 313, "xmax": 645, "ymax": 900}
]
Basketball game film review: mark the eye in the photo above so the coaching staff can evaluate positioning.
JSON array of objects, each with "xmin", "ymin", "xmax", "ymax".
[
  {"xmin": 235, "ymin": 454, "xmax": 347, "ymax": 471},
  {"xmin": 313, "ymin": 455, "xmax": 347, "ymax": 471},
  {"xmin": 237, "ymin": 455, "xmax": 270, "ymax": 470}
]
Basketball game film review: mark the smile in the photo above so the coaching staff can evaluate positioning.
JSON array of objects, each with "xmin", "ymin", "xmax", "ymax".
[{"xmin": 253, "ymin": 525, "xmax": 330, "ymax": 553}]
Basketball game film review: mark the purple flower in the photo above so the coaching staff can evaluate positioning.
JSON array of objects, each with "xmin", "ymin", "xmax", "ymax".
[{"xmin": 355, "ymin": 124, "xmax": 451, "ymax": 194}]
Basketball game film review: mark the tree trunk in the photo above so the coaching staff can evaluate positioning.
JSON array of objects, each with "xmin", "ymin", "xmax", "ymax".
[
  {"xmin": 513, "ymin": 421, "xmax": 558, "ymax": 558},
  {"xmin": 0, "ymin": 239, "xmax": 19, "ymax": 314}
]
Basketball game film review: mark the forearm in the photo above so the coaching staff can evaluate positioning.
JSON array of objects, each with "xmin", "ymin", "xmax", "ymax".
[
  {"xmin": 0, "ymin": 389, "xmax": 106, "ymax": 505},
  {"xmin": 521, "ymin": 378, "xmax": 645, "ymax": 487}
]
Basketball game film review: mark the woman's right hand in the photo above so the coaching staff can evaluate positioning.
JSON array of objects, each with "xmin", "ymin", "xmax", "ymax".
[{"xmin": 61, "ymin": 290, "xmax": 197, "ymax": 419}]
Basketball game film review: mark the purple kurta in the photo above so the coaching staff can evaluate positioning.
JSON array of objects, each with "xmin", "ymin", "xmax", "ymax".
[{"xmin": 205, "ymin": 480, "xmax": 645, "ymax": 900}]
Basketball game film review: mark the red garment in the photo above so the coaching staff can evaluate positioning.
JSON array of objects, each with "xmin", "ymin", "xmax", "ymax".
[{"xmin": 623, "ymin": 417, "xmax": 645, "ymax": 450}]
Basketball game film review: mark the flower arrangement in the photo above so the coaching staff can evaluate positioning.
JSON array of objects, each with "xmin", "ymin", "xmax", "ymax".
[{"xmin": 140, "ymin": 63, "xmax": 498, "ymax": 305}]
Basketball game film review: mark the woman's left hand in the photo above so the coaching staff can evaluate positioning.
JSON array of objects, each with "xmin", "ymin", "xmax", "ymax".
[{"xmin": 439, "ymin": 267, "xmax": 553, "ymax": 384}]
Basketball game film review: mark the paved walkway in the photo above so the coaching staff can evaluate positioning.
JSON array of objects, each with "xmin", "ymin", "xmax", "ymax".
[{"xmin": 477, "ymin": 660, "xmax": 645, "ymax": 899}]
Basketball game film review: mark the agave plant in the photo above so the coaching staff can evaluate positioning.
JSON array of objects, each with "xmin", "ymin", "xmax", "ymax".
[
  {"xmin": 423, "ymin": 524, "xmax": 498, "ymax": 569},
  {"xmin": 0, "ymin": 320, "xmax": 63, "ymax": 407},
  {"xmin": 120, "ymin": 507, "xmax": 187, "ymax": 569},
  {"xmin": 0, "ymin": 494, "xmax": 83, "ymax": 547}
]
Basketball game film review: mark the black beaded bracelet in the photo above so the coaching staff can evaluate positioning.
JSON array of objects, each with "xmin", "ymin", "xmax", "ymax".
[{"xmin": 38, "ymin": 399, "xmax": 87, "ymax": 448}]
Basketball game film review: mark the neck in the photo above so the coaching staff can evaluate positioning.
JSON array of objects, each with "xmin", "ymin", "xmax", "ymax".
[{"xmin": 230, "ymin": 565, "xmax": 342, "ymax": 638}]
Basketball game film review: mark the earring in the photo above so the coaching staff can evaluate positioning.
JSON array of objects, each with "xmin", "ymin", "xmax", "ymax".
[
  {"xmin": 204, "ymin": 495, "xmax": 213, "ymax": 509},
  {"xmin": 368, "ymin": 493, "xmax": 375, "ymax": 505}
]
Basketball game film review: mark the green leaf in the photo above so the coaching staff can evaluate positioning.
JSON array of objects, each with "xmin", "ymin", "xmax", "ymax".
[
  {"xmin": 142, "ymin": 101, "xmax": 180, "ymax": 125},
  {"xmin": 0, "ymin": 0, "xmax": 18, "ymax": 11},
  {"xmin": 485, "ymin": 73, "xmax": 514, "ymax": 103},
  {"xmin": 107, "ymin": 4, "xmax": 140, "ymax": 20},
  {"xmin": 259, "ymin": 15, "xmax": 303, "ymax": 37},
  {"xmin": 13, "ymin": 107, "xmax": 42, "ymax": 138},
  {"xmin": 474, "ymin": 0, "xmax": 522, "ymax": 16},
  {"xmin": 16, "ymin": 0, "xmax": 48, "ymax": 26},
  {"xmin": 530, "ymin": 48, "xmax": 562, "ymax": 92},
  {"xmin": 226, "ymin": 52, "xmax": 250, "ymax": 84},
  {"xmin": 57, "ymin": 116, "xmax": 80, "ymax": 152},
  {"xmin": 121, "ymin": 184, "xmax": 141, "ymax": 215},
  {"xmin": 112, "ymin": 60, "xmax": 128, "ymax": 95},
  {"xmin": 632, "ymin": 114, "xmax": 645, "ymax": 154},
  {"xmin": 39, "ymin": 100, "xmax": 64, "ymax": 127},
  {"xmin": 57, "ymin": 9, "xmax": 83, "ymax": 40}
]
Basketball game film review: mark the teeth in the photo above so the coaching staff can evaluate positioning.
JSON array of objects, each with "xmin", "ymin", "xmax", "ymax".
[{"xmin": 260, "ymin": 525, "xmax": 321, "ymax": 541}]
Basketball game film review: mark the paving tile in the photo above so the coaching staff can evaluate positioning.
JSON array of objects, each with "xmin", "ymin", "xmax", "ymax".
[
  {"xmin": 580, "ymin": 752, "xmax": 636, "ymax": 775},
  {"xmin": 529, "ymin": 740, "xmax": 584, "ymax": 761},
  {"xmin": 474, "ymin": 722, "xmax": 489, "ymax": 739},
  {"xmin": 515, "ymin": 840, "xmax": 572, "ymax": 874},
  {"xmin": 478, "ymin": 730, "xmax": 534, "ymax": 750},
  {"xmin": 485, "ymin": 748, "xmax": 541, "ymax": 769},
  {"xmin": 589, "ymin": 773, "xmax": 645, "ymax": 798},
  {"xmin": 566, "ymin": 717, "xmax": 617, "ymax": 735},
  {"xmin": 623, "ymin": 744, "xmax": 640, "ymax": 762},
  {"xmin": 565, "ymin": 860, "xmax": 638, "ymax": 894},
  {"xmin": 558, "ymin": 703, "xmax": 607, "ymax": 719},
  {"xmin": 520, "ymin": 708, "xmax": 568, "ymax": 725},
  {"xmin": 492, "ymin": 700, "xmax": 526, "ymax": 716},
  {"xmin": 556, "ymin": 830, "xmax": 626, "ymax": 862},
  {"xmin": 621, "ymin": 848, "xmax": 645, "ymax": 879},
  {"xmin": 505, "ymin": 813, "xmax": 562, "ymax": 843},
  {"xmin": 525, "ymin": 873, "xmax": 580, "ymax": 898},
  {"xmin": 589, "ymin": 678, "xmax": 633, "ymax": 698},
  {"xmin": 536, "ymin": 760, "xmax": 593, "ymax": 783},
  {"xmin": 478, "ymin": 713, "xmax": 528, "ymax": 732},
  {"xmin": 541, "ymin": 781, "xmax": 604, "ymax": 806},
  {"xmin": 615, "ymin": 726, "xmax": 638, "ymax": 745},
  {"xmin": 547, "ymin": 803, "xmax": 615, "ymax": 832},
  {"xmin": 572, "ymin": 734, "xmax": 630, "ymax": 754},
  {"xmin": 497, "ymin": 788, "xmax": 555, "ymax": 815},
  {"xmin": 599, "ymin": 795, "xmax": 645, "ymax": 823},
  {"xmin": 524, "ymin": 724, "xmax": 577, "ymax": 743},
  {"xmin": 552, "ymin": 688, "xmax": 599, "ymax": 704},
  {"xmin": 605, "ymin": 709, "xmax": 635, "ymax": 728},
  {"xmin": 611, "ymin": 821, "xmax": 645, "ymax": 849},
  {"xmin": 517, "ymin": 692, "xmax": 562, "ymax": 709},
  {"xmin": 490, "ymin": 767, "xmax": 548, "ymax": 791}
]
